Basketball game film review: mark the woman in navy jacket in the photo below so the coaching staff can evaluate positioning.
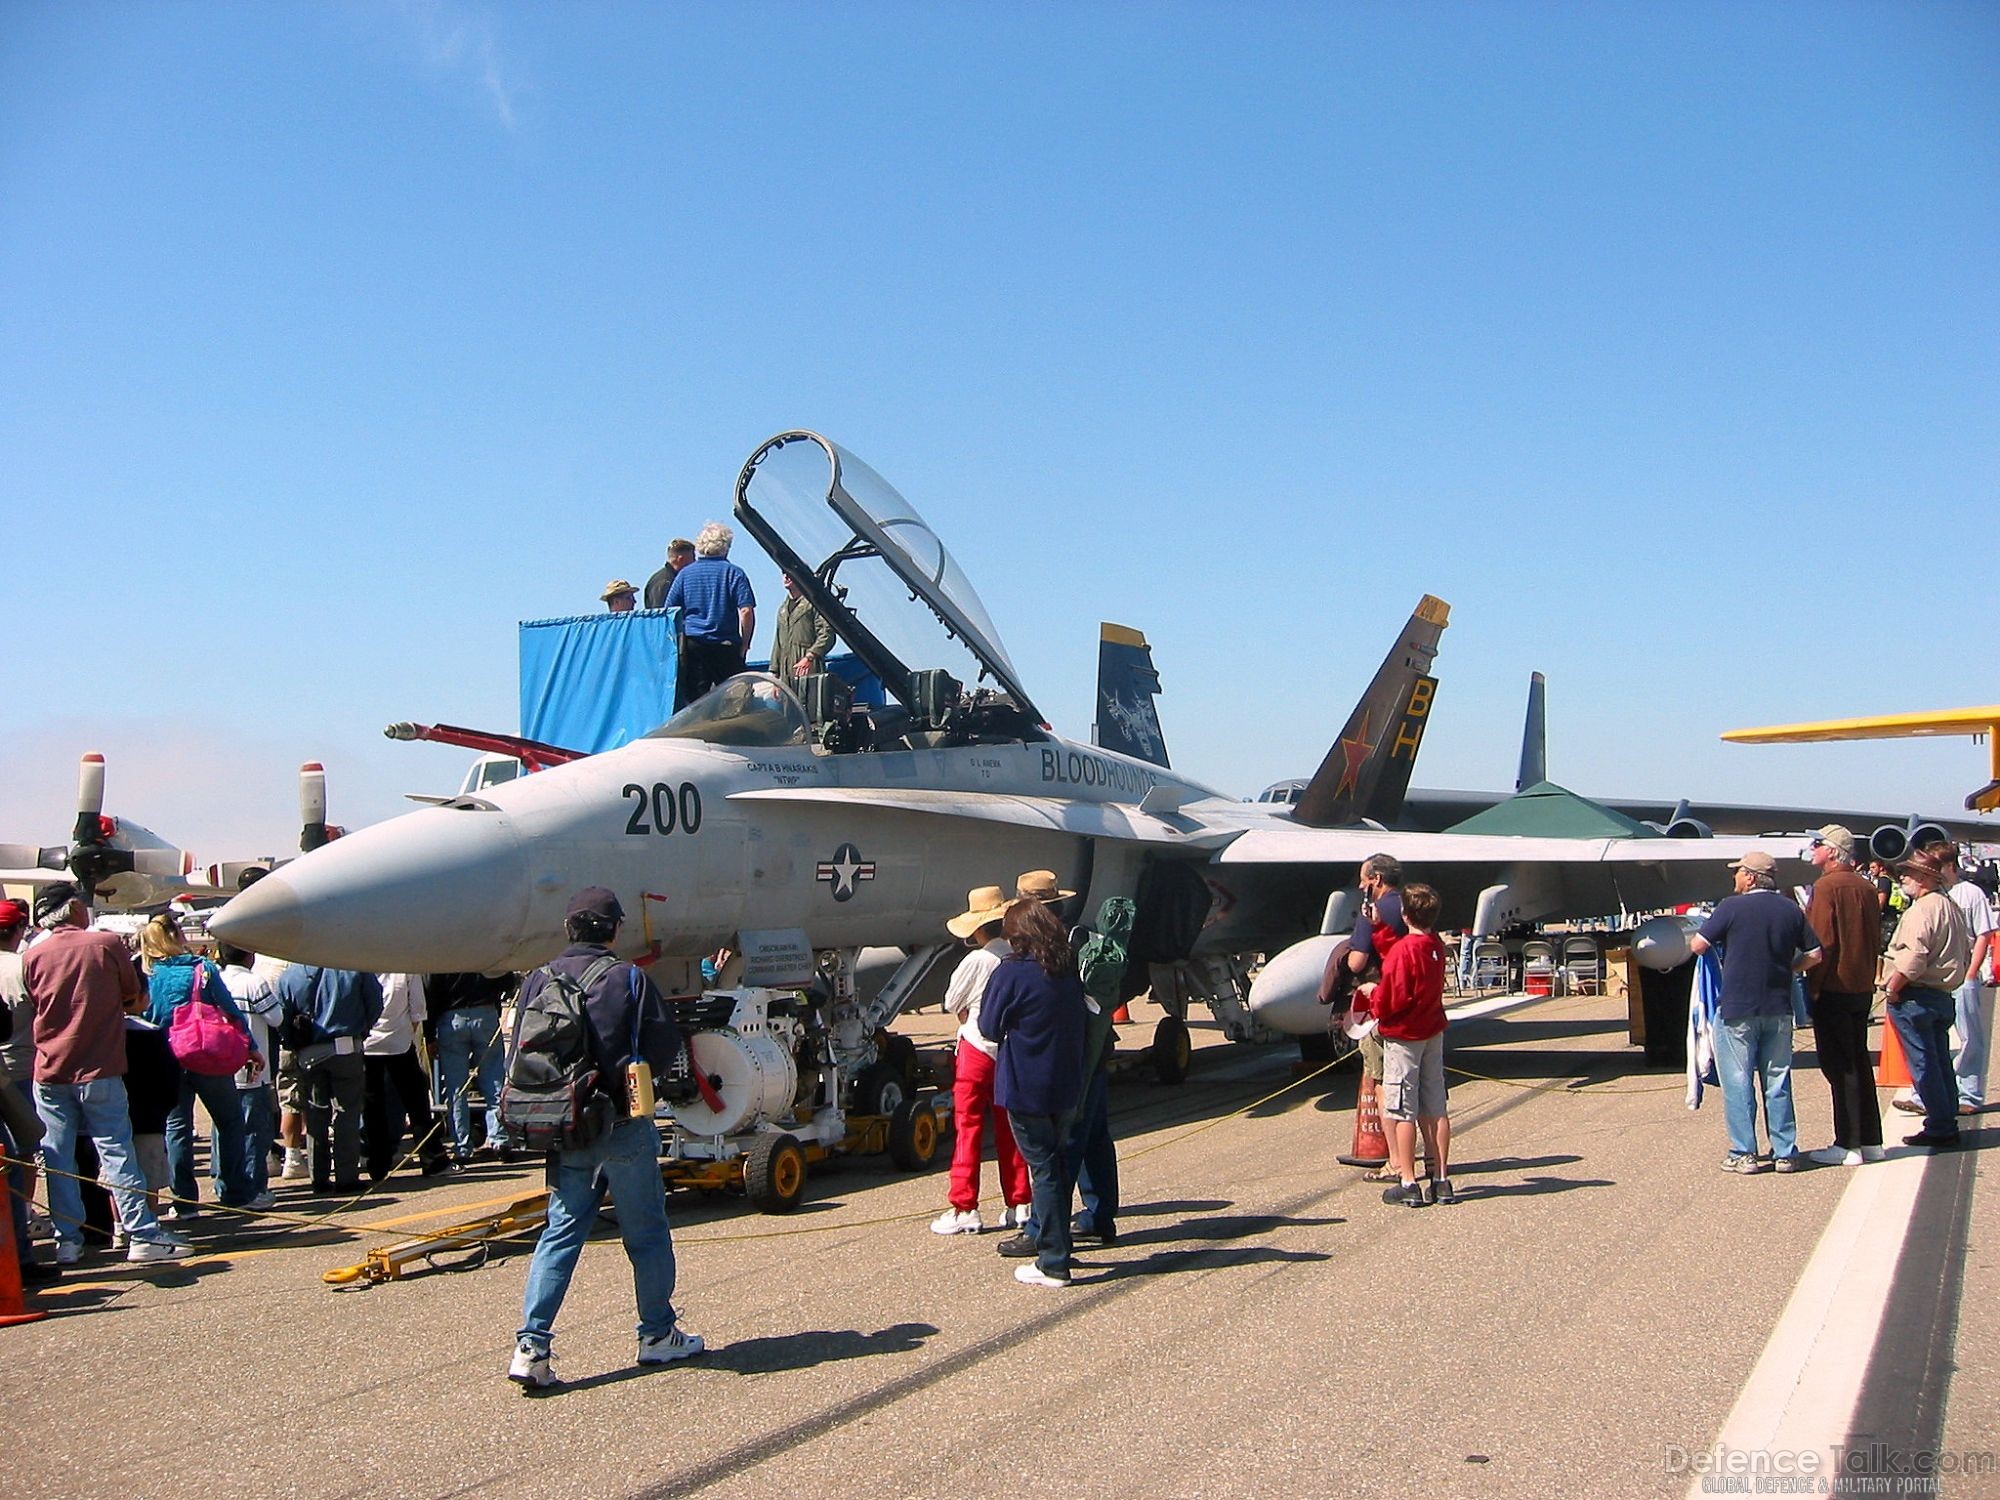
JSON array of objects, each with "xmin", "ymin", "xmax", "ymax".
[{"xmin": 976, "ymin": 897, "xmax": 1089, "ymax": 1286}]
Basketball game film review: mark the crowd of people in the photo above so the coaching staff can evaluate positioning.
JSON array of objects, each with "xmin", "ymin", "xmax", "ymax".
[
  {"xmin": 595, "ymin": 523, "xmax": 835, "ymax": 710},
  {"xmin": 0, "ymin": 879, "xmax": 529, "ymax": 1283},
  {"xmin": 1691, "ymin": 827, "xmax": 1994, "ymax": 1170}
]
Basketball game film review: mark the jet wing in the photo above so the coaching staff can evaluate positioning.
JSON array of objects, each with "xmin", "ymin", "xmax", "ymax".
[
  {"xmin": 1215, "ymin": 828, "xmax": 1807, "ymax": 866},
  {"xmin": 728, "ymin": 787, "xmax": 1240, "ymax": 849}
]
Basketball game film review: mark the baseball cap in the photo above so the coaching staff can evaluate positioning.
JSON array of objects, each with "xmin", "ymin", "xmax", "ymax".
[
  {"xmin": 0, "ymin": 898, "xmax": 28, "ymax": 929},
  {"xmin": 1728, "ymin": 851, "xmax": 1777, "ymax": 875},
  {"xmin": 565, "ymin": 886, "xmax": 625, "ymax": 923},
  {"xmin": 1811, "ymin": 825, "xmax": 1856, "ymax": 858}
]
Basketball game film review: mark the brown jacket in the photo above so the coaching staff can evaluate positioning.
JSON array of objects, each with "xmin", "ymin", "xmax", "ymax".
[{"xmin": 1806, "ymin": 864, "xmax": 1881, "ymax": 997}]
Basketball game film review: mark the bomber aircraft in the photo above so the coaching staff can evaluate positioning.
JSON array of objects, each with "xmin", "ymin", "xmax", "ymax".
[{"xmin": 211, "ymin": 431, "xmax": 1817, "ymax": 1065}]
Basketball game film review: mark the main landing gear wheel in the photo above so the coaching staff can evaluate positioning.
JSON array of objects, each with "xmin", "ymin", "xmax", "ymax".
[
  {"xmin": 853, "ymin": 1061, "xmax": 909, "ymax": 1116},
  {"xmin": 744, "ymin": 1132, "xmax": 807, "ymax": 1213},
  {"xmin": 879, "ymin": 1030, "xmax": 919, "ymax": 1087},
  {"xmin": 887, "ymin": 1099, "xmax": 941, "ymax": 1170},
  {"xmin": 1151, "ymin": 1015, "xmax": 1192, "ymax": 1085}
]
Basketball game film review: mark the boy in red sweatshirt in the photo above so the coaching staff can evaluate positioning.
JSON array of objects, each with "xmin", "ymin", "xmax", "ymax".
[{"xmin": 1358, "ymin": 883, "xmax": 1452, "ymax": 1207}]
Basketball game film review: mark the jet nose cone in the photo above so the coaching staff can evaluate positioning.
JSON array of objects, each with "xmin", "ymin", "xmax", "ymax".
[{"xmin": 209, "ymin": 807, "xmax": 531, "ymax": 972}]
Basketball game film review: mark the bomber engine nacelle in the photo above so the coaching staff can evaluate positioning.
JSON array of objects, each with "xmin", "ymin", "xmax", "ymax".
[
  {"xmin": 1868, "ymin": 820, "xmax": 1952, "ymax": 864},
  {"xmin": 1244, "ymin": 934, "xmax": 1344, "ymax": 1038}
]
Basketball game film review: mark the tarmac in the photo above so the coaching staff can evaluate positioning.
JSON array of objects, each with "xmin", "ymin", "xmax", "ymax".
[{"xmin": 7, "ymin": 989, "xmax": 1994, "ymax": 1500}]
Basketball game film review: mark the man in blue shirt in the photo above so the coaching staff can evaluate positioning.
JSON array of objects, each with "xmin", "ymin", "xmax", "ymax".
[
  {"xmin": 275, "ymin": 966, "xmax": 382, "ymax": 1193},
  {"xmin": 1691, "ymin": 852, "xmax": 1822, "ymax": 1174},
  {"xmin": 664, "ymin": 521, "xmax": 757, "ymax": 708}
]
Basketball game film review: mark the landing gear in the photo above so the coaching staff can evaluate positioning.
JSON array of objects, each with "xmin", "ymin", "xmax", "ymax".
[
  {"xmin": 1151, "ymin": 1014, "xmax": 1192, "ymax": 1084},
  {"xmin": 852, "ymin": 1061, "xmax": 909, "ymax": 1116}
]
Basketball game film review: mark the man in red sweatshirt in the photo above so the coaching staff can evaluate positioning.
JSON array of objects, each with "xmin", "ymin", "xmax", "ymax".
[{"xmin": 1359, "ymin": 882, "xmax": 1452, "ymax": 1207}]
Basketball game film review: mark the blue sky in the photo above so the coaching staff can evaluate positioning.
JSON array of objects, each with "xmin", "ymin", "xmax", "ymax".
[{"xmin": 4, "ymin": 1, "xmax": 1996, "ymax": 860}]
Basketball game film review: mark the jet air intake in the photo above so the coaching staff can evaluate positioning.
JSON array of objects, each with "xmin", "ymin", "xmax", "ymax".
[{"xmin": 1869, "ymin": 820, "xmax": 1952, "ymax": 864}]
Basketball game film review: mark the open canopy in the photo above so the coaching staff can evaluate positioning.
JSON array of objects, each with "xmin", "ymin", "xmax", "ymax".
[{"xmin": 732, "ymin": 431, "xmax": 1042, "ymax": 726}]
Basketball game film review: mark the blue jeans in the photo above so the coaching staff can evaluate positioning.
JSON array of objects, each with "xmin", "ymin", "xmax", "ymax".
[
  {"xmin": 168, "ymin": 1067, "xmax": 254, "ymax": 1207},
  {"xmin": 34, "ymin": 1077, "xmax": 171, "ymax": 1252},
  {"xmin": 517, "ymin": 1116, "xmax": 679, "ymax": 1353},
  {"xmin": 1008, "ymin": 1109, "xmax": 1077, "ymax": 1277},
  {"xmin": 1953, "ymin": 980, "xmax": 1987, "ymax": 1109},
  {"xmin": 1062, "ymin": 1067, "xmax": 1118, "ymax": 1236},
  {"xmin": 238, "ymin": 1084, "xmax": 276, "ymax": 1198},
  {"xmin": 436, "ymin": 1006, "xmax": 511, "ymax": 1156},
  {"xmin": 1890, "ymin": 988, "xmax": 1960, "ymax": 1139},
  {"xmin": 1712, "ymin": 1014, "xmax": 1797, "ymax": 1160}
]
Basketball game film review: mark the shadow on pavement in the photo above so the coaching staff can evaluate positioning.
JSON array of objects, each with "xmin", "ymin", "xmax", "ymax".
[
  {"xmin": 1447, "ymin": 1174, "xmax": 1614, "ymax": 1201},
  {"xmin": 546, "ymin": 1322, "xmax": 941, "ymax": 1393},
  {"xmin": 1087, "ymin": 1245, "xmax": 1334, "ymax": 1281},
  {"xmin": 1109, "ymin": 1210, "xmax": 1342, "ymax": 1250}
]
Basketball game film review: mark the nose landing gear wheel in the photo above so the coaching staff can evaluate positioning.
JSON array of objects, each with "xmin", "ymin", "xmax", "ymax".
[
  {"xmin": 744, "ymin": 1132, "xmax": 807, "ymax": 1213},
  {"xmin": 1152, "ymin": 1014, "xmax": 1192, "ymax": 1084}
]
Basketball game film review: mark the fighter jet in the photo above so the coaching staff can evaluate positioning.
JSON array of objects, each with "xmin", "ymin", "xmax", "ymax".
[
  {"xmin": 210, "ymin": 431, "xmax": 1815, "ymax": 1057},
  {"xmin": 1, "ymin": 755, "xmax": 336, "ymax": 910}
]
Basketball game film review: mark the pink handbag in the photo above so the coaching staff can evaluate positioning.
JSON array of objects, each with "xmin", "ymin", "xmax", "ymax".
[{"xmin": 167, "ymin": 963, "xmax": 252, "ymax": 1077}]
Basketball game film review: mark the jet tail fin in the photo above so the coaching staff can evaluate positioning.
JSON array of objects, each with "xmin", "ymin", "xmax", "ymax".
[
  {"xmin": 1292, "ymin": 595, "xmax": 1449, "ymax": 829},
  {"xmin": 1093, "ymin": 623, "xmax": 1171, "ymax": 768},
  {"xmin": 1516, "ymin": 672, "xmax": 1547, "ymax": 791}
]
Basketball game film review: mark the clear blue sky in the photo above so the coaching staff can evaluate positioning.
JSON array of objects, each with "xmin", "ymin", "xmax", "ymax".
[{"xmin": 4, "ymin": 2, "xmax": 1996, "ymax": 860}]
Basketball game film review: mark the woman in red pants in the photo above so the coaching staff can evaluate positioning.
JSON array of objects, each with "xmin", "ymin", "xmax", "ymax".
[{"xmin": 931, "ymin": 886, "xmax": 1032, "ymax": 1235}]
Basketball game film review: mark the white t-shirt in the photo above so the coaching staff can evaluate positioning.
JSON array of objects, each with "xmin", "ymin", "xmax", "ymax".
[
  {"xmin": 1948, "ymin": 880, "xmax": 1997, "ymax": 982},
  {"xmin": 218, "ymin": 962, "xmax": 280, "ymax": 1090},
  {"xmin": 366, "ymin": 973, "xmax": 427, "ymax": 1056},
  {"xmin": 0, "ymin": 949, "xmax": 30, "ymax": 1082},
  {"xmin": 944, "ymin": 938, "xmax": 1010, "ymax": 1059}
]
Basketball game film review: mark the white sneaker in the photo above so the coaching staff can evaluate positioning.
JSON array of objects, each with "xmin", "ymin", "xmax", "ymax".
[
  {"xmin": 281, "ymin": 1149, "xmax": 310, "ymax": 1181},
  {"xmin": 930, "ymin": 1208, "xmax": 982, "ymax": 1236},
  {"xmin": 508, "ymin": 1341, "xmax": 557, "ymax": 1390},
  {"xmin": 244, "ymin": 1192, "xmax": 277, "ymax": 1211},
  {"xmin": 1002, "ymin": 1203, "xmax": 1031, "ymax": 1229},
  {"xmin": 1014, "ymin": 1263, "xmax": 1071, "ymax": 1287},
  {"xmin": 1859, "ymin": 1145, "xmax": 1887, "ymax": 1162},
  {"xmin": 637, "ymin": 1326, "xmax": 705, "ymax": 1365},
  {"xmin": 1807, "ymin": 1146, "xmax": 1863, "ymax": 1167},
  {"xmin": 55, "ymin": 1241, "xmax": 82, "ymax": 1265},
  {"xmin": 112, "ymin": 1226, "xmax": 129, "ymax": 1250},
  {"xmin": 127, "ymin": 1236, "xmax": 193, "ymax": 1264},
  {"xmin": 26, "ymin": 1211, "xmax": 53, "ymax": 1240}
]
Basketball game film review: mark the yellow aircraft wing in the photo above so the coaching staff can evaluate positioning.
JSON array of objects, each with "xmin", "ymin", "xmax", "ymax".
[{"xmin": 1722, "ymin": 706, "xmax": 2000, "ymax": 813}]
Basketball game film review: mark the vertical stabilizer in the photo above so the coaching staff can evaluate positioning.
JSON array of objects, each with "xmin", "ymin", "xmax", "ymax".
[
  {"xmin": 1093, "ymin": 623, "xmax": 1171, "ymax": 768},
  {"xmin": 1516, "ymin": 672, "xmax": 1547, "ymax": 791},
  {"xmin": 1292, "ymin": 595, "xmax": 1449, "ymax": 828}
]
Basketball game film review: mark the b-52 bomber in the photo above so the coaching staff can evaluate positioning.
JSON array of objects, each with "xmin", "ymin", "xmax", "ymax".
[{"xmin": 213, "ymin": 431, "xmax": 1811, "ymax": 1068}]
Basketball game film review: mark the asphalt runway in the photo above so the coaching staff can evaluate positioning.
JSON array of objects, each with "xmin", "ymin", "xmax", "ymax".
[{"xmin": 7, "ymin": 991, "xmax": 1993, "ymax": 1499}]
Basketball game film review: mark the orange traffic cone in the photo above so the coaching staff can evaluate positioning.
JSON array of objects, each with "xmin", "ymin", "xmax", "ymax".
[
  {"xmin": 1876, "ymin": 1015, "xmax": 1913, "ymax": 1089},
  {"xmin": 1336, "ymin": 1073, "xmax": 1391, "ymax": 1168},
  {"xmin": 0, "ymin": 1217, "xmax": 49, "ymax": 1327}
]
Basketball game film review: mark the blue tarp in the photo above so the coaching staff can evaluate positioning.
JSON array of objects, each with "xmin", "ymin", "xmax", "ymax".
[{"xmin": 519, "ymin": 610, "xmax": 679, "ymax": 754}]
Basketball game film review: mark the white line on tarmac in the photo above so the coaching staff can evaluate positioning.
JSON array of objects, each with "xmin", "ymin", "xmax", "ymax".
[
  {"xmin": 1445, "ymin": 990, "xmax": 1555, "ymax": 1024},
  {"xmin": 1682, "ymin": 1150, "xmax": 1929, "ymax": 1498}
]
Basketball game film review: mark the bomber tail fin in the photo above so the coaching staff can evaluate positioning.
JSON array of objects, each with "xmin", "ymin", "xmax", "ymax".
[
  {"xmin": 1093, "ymin": 623, "xmax": 1171, "ymax": 769},
  {"xmin": 1516, "ymin": 672, "xmax": 1547, "ymax": 791},
  {"xmin": 1292, "ymin": 595, "xmax": 1449, "ymax": 829}
]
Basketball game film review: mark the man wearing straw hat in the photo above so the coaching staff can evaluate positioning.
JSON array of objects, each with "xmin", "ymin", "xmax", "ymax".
[
  {"xmin": 931, "ymin": 885, "xmax": 1032, "ymax": 1236},
  {"xmin": 1882, "ymin": 845, "xmax": 1973, "ymax": 1150}
]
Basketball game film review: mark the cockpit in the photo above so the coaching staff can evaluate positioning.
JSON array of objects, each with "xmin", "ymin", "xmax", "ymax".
[
  {"xmin": 645, "ymin": 673, "xmax": 812, "ymax": 748},
  {"xmin": 730, "ymin": 432, "xmax": 1050, "ymax": 755}
]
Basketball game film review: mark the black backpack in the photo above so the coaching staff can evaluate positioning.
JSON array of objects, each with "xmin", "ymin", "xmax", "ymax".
[{"xmin": 500, "ymin": 955, "xmax": 619, "ymax": 1152}]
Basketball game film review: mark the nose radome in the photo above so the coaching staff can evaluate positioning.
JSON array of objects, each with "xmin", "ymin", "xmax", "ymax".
[{"xmin": 209, "ymin": 807, "xmax": 531, "ymax": 973}]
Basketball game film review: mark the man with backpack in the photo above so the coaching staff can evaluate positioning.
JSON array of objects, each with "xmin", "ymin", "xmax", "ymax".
[{"xmin": 507, "ymin": 886, "xmax": 703, "ymax": 1391}]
